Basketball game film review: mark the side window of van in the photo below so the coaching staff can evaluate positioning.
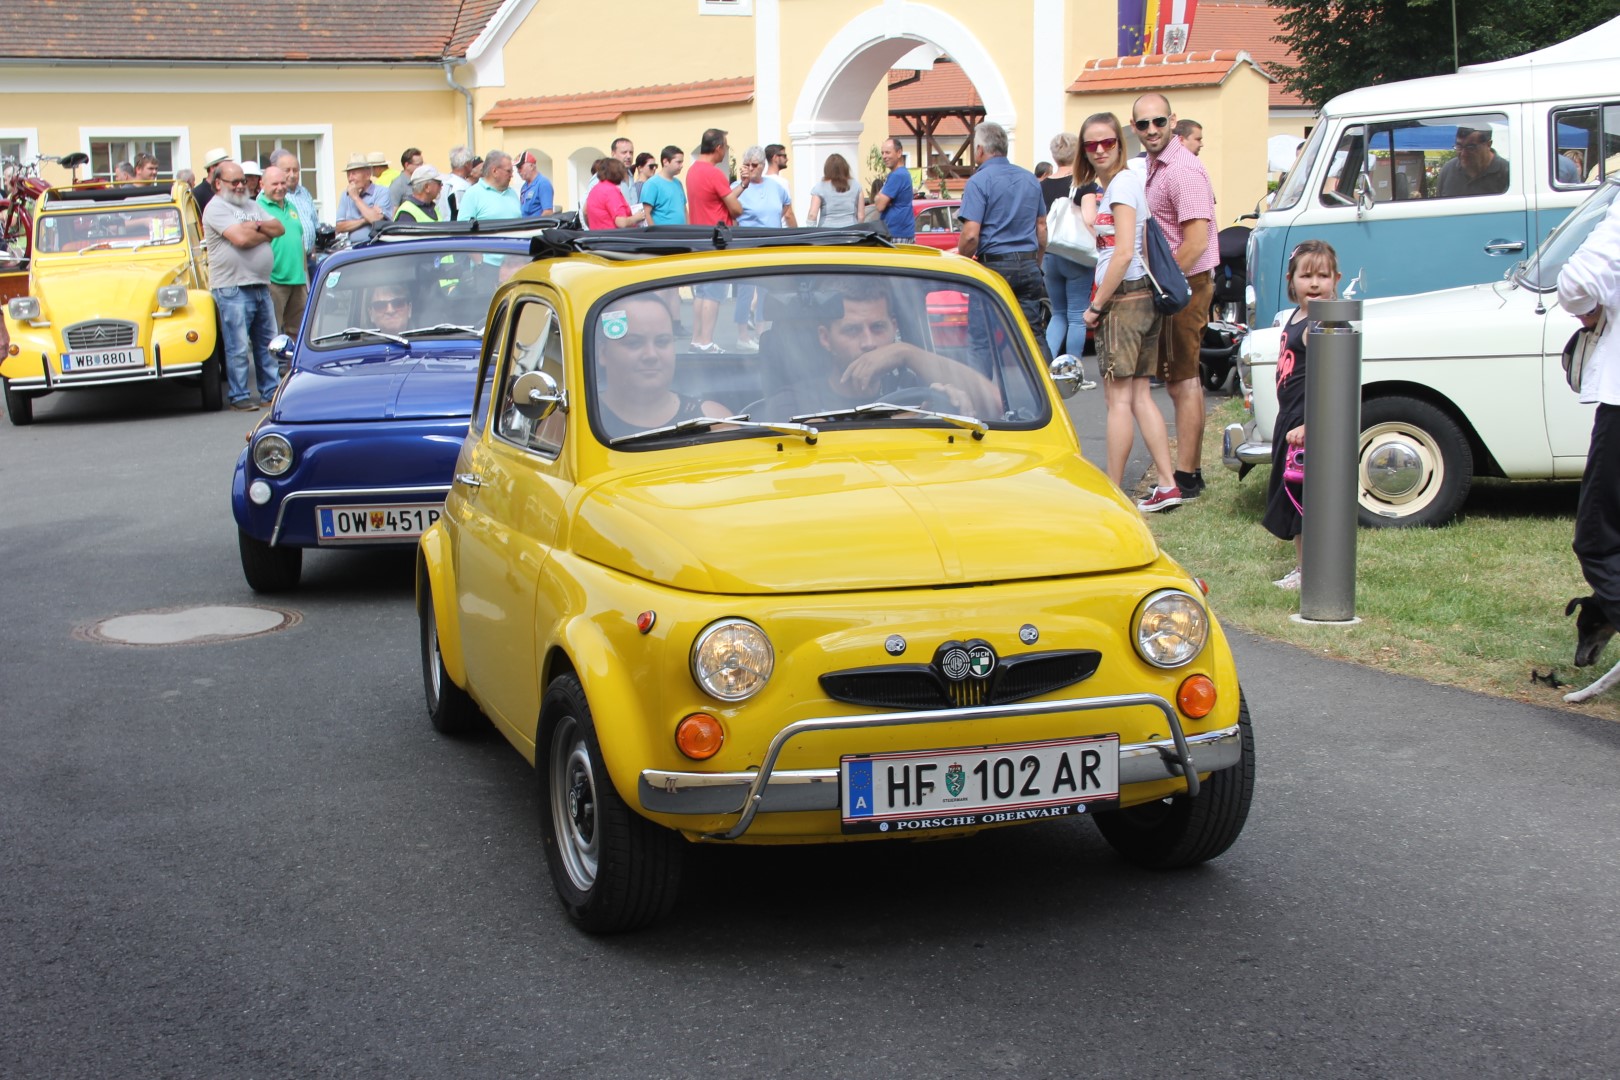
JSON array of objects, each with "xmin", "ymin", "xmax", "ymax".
[
  {"xmin": 1552, "ymin": 105, "xmax": 1620, "ymax": 188},
  {"xmin": 1320, "ymin": 113, "xmax": 1511, "ymax": 206}
]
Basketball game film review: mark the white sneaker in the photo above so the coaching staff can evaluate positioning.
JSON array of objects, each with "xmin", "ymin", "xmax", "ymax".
[{"xmin": 1272, "ymin": 566, "xmax": 1302, "ymax": 590}]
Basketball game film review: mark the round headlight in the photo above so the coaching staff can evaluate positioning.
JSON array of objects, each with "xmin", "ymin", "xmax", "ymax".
[
  {"xmin": 1134, "ymin": 589, "xmax": 1209, "ymax": 668},
  {"xmin": 252, "ymin": 433, "xmax": 294, "ymax": 476},
  {"xmin": 690, "ymin": 619, "xmax": 774, "ymax": 701}
]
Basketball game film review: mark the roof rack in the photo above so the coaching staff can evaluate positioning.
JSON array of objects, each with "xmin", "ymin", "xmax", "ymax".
[
  {"xmin": 370, "ymin": 211, "xmax": 581, "ymax": 243},
  {"xmin": 527, "ymin": 223, "xmax": 896, "ymax": 260},
  {"xmin": 43, "ymin": 182, "xmax": 182, "ymax": 205}
]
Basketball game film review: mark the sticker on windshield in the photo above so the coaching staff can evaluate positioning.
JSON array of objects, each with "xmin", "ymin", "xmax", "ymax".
[
  {"xmin": 324, "ymin": 271, "xmax": 339, "ymax": 288},
  {"xmin": 601, "ymin": 310, "xmax": 628, "ymax": 339}
]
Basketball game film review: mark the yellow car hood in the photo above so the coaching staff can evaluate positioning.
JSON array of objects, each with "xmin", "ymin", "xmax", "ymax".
[
  {"xmin": 572, "ymin": 445, "xmax": 1158, "ymax": 594},
  {"xmin": 32, "ymin": 257, "xmax": 187, "ymax": 324}
]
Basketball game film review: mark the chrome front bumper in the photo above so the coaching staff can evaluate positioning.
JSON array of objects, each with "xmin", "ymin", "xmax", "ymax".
[
  {"xmin": 1222, "ymin": 421, "xmax": 1271, "ymax": 472},
  {"xmin": 639, "ymin": 692, "xmax": 1242, "ymax": 840},
  {"xmin": 4, "ymin": 359, "xmax": 205, "ymax": 392}
]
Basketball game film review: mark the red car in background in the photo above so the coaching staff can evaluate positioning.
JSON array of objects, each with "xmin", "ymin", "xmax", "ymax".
[{"xmin": 911, "ymin": 199, "xmax": 961, "ymax": 250}]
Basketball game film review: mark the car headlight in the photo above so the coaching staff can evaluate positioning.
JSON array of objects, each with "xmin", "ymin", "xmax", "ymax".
[
  {"xmin": 690, "ymin": 619, "xmax": 774, "ymax": 701},
  {"xmin": 157, "ymin": 285, "xmax": 188, "ymax": 310},
  {"xmin": 252, "ymin": 433, "xmax": 294, "ymax": 476},
  {"xmin": 1134, "ymin": 589, "xmax": 1208, "ymax": 668},
  {"xmin": 8, "ymin": 296, "xmax": 40, "ymax": 321}
]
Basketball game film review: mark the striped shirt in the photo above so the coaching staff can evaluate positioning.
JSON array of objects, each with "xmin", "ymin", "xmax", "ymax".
[{"xmin": 1144, "ymin": 136, "xmax": 1219, "ymax": 276}]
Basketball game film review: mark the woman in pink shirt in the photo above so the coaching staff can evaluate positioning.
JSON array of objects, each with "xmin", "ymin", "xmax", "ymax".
[{"xmin": 585, "ymin": 158, "xmax": 647, "ymax": 229}]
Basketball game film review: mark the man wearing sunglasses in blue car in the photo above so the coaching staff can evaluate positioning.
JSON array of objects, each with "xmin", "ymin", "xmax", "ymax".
[{"xmin": 1133, "ymin": 93, "xmax": 1219, "ymax": 501}]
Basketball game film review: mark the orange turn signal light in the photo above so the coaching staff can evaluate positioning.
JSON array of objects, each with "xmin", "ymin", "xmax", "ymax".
[
  {"xmin": 185, "ymin": 330, "xmax": 199, "ymax": 343},
  {"xmin": 6, "ymin": 344, "xmax": 17, "ymax": 357},
  {"xmin": 675, "ymin": 713, "xmax": 725, "ymax": 760},
  {"xmin": 1177, "ymin": 674, "xmax": 1217, "ymax": 719}
]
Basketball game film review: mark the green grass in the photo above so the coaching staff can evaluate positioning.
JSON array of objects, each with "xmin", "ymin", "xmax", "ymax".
[{"xmin": 1145, "ymin": 399, "xmax": 1615, "ymax": 719}]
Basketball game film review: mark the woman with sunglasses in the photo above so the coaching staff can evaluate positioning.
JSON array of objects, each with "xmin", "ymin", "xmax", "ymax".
[{"xmin": 1078, "ymin": 113, "xmax": 1181, "ymax": 512}]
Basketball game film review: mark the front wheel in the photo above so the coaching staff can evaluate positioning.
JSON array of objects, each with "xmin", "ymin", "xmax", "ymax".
[
  {"xmin": 200, "ymin": 351, "xmax": 224, "ymax": 412},
  {"xmin": 1093, "ymin": 692, "xmax": 1254, "ymax": 868},
  {"xmin": 1357, "ymin": 396, "xmax": 1473, "ymax": 527},
  {"xmin": 237, "ymin": 529, "xmax": 302, "ymax": 592},
  {"xmin": 3, "ymin": 377, "xmax": 35, "ymax": 426},
  {"xmin": 538, "ymin": 674, "xmax": 683, "ymax": 933}
]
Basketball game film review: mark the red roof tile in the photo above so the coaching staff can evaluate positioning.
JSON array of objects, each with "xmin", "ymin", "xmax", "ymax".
[
  {"xmin": 484, "ymin": 77, "xmax": 756, "ymax": 129},
  {"xmin": 1189, "ymin": 3, "xmax": 1305, "ymax": 107},
  {"xmin": 1067, "ymin": 50, "xmax": 1273, "ymax": 95},
  {"xmin": 887, "ymin": 60, "xmax": 983, "ymax": 138},
  {"xmin": 0, "ymin": 0, "xmax": 505, "ymax": 62}
]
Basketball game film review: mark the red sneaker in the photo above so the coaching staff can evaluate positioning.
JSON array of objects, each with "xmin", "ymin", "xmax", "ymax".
[{"xmin": 1136, "ymin": 486, "xmax": 1183, "ymax": 513}]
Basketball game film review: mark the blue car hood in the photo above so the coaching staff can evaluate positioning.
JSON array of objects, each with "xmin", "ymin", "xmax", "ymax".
[{"xmin": 274, "ymin": 353, "xmax": 479, "ymax": 422}]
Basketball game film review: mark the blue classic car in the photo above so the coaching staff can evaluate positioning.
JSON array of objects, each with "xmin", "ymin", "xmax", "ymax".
[{"xmin": 231, "ymin": 222, "xmax": 548, "ymax": 591}]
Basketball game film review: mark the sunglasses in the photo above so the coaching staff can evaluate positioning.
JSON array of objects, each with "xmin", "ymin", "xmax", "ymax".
[
  {"xmin": 1083, "ymin": 137, "xmax": 1119, "ymax": 154},
  {"xmin": 221, "ymin": 178, "xmax": 247, "ymax": 187},
  {"xmin": 370, "ymin": 297, "xmax": 408, "ymax": 311},
  {"xmin": 1133, "ymin": 115, "xmax": 1170, "ymax": 132}
]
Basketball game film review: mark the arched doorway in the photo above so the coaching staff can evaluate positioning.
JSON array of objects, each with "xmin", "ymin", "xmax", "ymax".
[
  {"xmin": 566, "ymin": 146, "xmax": 607, "ymax": 213},
  {"xmin": 785, "ymin": 2, "xmax": 1016, "ymax": 211}
]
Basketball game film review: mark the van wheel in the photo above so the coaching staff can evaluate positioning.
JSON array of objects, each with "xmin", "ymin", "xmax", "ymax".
[
  {"xmin": 237, "ymin": 529, "xmax": 302, "ymax": 592},
  {"xmin": 538, "ymin": 674, "xmax": 683, "ymax": 933},
  {"xmin": 3, "ymin": 378, "xmax": 35, "ymax": 426},
  {"xmin": 1357, "ymin": 396, "xmax": 1472, "ymax": 527}
]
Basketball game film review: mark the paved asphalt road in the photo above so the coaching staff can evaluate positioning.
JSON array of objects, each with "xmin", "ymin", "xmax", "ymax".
[{"xmin": 4, "ymin": 381, "xmax": 1619, "ymax": 1079}]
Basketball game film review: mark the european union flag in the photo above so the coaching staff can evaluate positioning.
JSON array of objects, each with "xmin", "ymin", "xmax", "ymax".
[
  {"xmin": 319, "ymin": 509, "xmax": 335, "ymax": 538},
  {"xmin": 846, "ymin": 759, "xmax": 874, "ymax": 818}
]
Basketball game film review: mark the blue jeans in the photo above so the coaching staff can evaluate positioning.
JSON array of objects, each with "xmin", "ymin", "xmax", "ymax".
[
  {"xmin": 214, "ymin": 285, "xmax": 280, "ymax": 403},
  {"xmin": 1043, "ymin": 253, "xmax": 1095, "ymax": 359}
]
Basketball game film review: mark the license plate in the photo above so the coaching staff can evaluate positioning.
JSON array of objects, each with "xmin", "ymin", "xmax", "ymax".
[
  {"xmin": 61, "ymin": 347, "xmax": 144, "ymax": 372},
  {"xmin": 841, "ymin": 734, "xmax": 1120, "ymax": 834},
  {"xmin": 316, "ymin": 503, "xmax": 441, "ymax": 543}
]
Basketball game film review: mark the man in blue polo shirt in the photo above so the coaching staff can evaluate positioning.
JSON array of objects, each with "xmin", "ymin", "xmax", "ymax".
[
  {"xmin": 957, "ymin": 121, "xmax": 1049, "ymax": 353},
  {"xmin": 872, "ymin": 138, "xmax": 914, "ymax": 240}
]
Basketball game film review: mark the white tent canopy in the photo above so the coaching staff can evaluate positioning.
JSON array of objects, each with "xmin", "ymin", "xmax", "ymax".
[
  {"xmin": 1268, "ymin": 133, "xmax": 1306, "ymax": 173},
  {"xmin": 1463, "ymin": 15, "xmax": 1620, "ymax": 71}
]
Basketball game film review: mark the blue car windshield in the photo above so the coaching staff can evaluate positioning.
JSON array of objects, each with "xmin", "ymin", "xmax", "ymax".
[{"xmin": 307, "ymin": 249, "xmax": 531, "ymax": 349}]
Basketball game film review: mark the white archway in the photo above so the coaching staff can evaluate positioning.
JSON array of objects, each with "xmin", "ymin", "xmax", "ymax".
[
  {"xmin": 785, "ymin": 2, "xmax": 1017, "ymax": 211},
  {"xmin": 566, "ymin": 146, "xmax": 607, "ymax": 213}
]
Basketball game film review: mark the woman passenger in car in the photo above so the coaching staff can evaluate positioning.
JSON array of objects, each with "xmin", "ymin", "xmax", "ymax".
[{"xmin": 594, "ymin": 294, "xmax": 731, "ymax": 438}]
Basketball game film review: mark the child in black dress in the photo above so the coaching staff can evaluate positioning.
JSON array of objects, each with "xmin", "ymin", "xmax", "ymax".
[{"xmin": 1262, "ymin": 240, "xmax": 1341, "ymax": 590}]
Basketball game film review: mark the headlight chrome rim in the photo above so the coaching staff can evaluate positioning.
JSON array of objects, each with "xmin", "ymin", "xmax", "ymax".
[
  {"xmin": 1133, "ymin": 588, "xmax": 1209, "ymax": 669},
  {"xmin": 156, "ymin": 284, "xmax": 188, "ymax": 310},
  {"xmin": 252, "ymin": 433, "xmax": 294, "ymax": 477},
  {"xmin": 690, "ymin": 618, "xmax": 774, "ymax": 702}
]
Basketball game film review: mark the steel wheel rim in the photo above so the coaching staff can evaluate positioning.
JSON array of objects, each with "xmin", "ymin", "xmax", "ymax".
[
  {"xmin": 550, "ymin": 716, "xmax": 599, "ymax": 890},
  {"xmin": 1359, "ymin": 422, "xmax": 1444, "ymax": 518},
  {"xmin": 425, "ymin": 605, "xmax": 443, "ymax": 706}
]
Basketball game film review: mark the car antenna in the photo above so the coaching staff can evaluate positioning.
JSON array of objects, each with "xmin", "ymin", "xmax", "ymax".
[{"xmin": 1530, "ymin": 56, "xmax": 1547, "ymax": 316}]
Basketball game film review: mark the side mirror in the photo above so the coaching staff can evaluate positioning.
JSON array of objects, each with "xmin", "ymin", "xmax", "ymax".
[
  {"xmin": 512, "ymin": 369, "xmax": 566, "ymax": 420},
  {"xmin": 1355, "ymin": 173, "xmax": 1376, "ymax": 215},
  {"xmin": 1049, "ymin": 354, "xmax": 1084, "ymax": 399},
  {"xmin": 269, "ymin": 334, "xmax": 294, "ymax": 363}
]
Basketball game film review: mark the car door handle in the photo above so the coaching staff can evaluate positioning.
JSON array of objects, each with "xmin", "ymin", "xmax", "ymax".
[
  {"xmin": 1484, "ymin": 240, "xmax": 1525, "ymax": 254},
  {"xmin": 454, "ymin": 472, "xmax": 482, "ymax": 488}
]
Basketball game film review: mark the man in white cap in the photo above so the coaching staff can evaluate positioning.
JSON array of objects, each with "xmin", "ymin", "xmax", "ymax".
[
  {"xmin": 194, "ymin": 146, "xmax": 232, "ymax": 211},
  {"xmin": 335, "ymin": 152, "xmax": 394, "ymax": 244},
  {"xmin": 394, "ymin": 164, "xmax": 444, "ymax": 223},
  {"xmin": 242, "ymin": 161, "xmax": 263, "ymax": 200}
]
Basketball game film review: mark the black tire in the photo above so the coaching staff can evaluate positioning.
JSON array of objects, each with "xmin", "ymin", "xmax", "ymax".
[
  {"xmin": 1199, "ymin": 359, "xmax": 1228, "ymax": 392},
  {"xmin": 1357, "ymin": 396, "xmax": 1473, "ymax": 527},
  {"xmin": 1093, "ymin": 691, "xmax": 1255, "ymax": 869},
  {"xmin": 419, "ymin": 580, "xmax": 481, "ymax": 737},
  {"xmin": 3, "ymin": 378, "xmax": 34, "ymax": 426},
  {"xmin": 237, "ymin": 528, "xmax": 302, "ymax": 592},
  {"xmin": 199, "ymin": 349, "xmax": 224, "ymax": 412},
  {"xmin": 538, "ymin": 674, "xmax": 683, "ymax": 933}
]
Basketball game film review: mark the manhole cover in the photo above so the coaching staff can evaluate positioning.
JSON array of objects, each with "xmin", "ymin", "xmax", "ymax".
[{"xmin": 75, "ymin": 604, "xmax": 301, "ymax": 647}]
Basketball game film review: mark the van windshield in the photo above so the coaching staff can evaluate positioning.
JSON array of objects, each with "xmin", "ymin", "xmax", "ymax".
[
  {"xmin": 1516, "ymin": 178, "xmax": 1620, "ymax": 292},
  {"xmin": 1269, "ymin": 123, "xmax": 1327, "ymax": 214}
]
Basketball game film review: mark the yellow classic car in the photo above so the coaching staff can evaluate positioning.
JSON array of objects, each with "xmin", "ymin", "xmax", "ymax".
[
  {"xmin": 2, "ymin": 181, "xmax": 220, "ymax": 425},
  {"xmin": 417, "ymin": 225, "xmax": 1253, "ymax": 933}
]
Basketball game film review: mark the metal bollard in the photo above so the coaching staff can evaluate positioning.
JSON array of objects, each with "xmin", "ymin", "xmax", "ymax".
[{"xmin": 1298, "ymin": 298, "xmax": 1363, "ymax": 624}]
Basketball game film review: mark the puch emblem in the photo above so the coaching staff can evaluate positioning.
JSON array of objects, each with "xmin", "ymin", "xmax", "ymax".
[
  {"xmin": 945, "ymin": 763, "xmax": 966, "ymax": 797},
  {"xmin": 935, "ymin": 639, "xmax": 997, "ymax": 682},
  {"xmin": 968, "ymin": 645, "xmax": 996, "ymax": 678}
]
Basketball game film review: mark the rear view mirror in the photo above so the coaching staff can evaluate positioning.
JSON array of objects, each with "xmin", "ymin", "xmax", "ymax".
[
  {"xmin": 512, "ymin": 369, "xmax": 566, "ymax": 420},
  {"xmin": 1049, "ymin": 354, "xmax": 1085, "ymax": 399}
]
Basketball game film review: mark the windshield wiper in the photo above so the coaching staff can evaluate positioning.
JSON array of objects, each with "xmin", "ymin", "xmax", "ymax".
[
  {"xmin": 609, "ymin": 413, "xmax": 818, "ymax": 446},
  {"xmin": 399, "ymin": 322, "xmax": 480, "ymax": 337},
  {"xmin": 790, "ymin": 400, "xmax": 988, "ymax": 440},
  {"xmin": 311, "ymin": 327, "xmax": 409, "ymax": 346}
]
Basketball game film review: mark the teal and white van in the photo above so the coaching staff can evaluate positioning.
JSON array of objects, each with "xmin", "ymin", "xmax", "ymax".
[{"xmin": 1248, "ymin": 42, "xmax": 1620, "ymax": 327}]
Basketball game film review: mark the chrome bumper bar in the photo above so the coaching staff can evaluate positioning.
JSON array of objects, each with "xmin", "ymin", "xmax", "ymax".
[
  {"xmin": 5, "ymin": 360, "xmax": 204, "ymax": 392},
  {"xmin": 639, "ymin": 692, "xmax": 1237, "ymax": 841},
  {"xmin": 268, "ymin": 484, "xmax": 451, "ymax": 545},
  {"xmin": 1222, "ymin": 421, "xmax": 1271, "ymax": 472}
]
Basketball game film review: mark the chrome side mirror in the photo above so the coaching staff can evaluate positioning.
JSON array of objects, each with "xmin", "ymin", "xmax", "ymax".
[
  {"xmin": 1049, "ymin": 354, "xmax": 1084, "ymax": 399},
  {"xmin": 268, "ymin": 334, "xmax": 294, "ymax": 363},
  {"xmin": 512, "ymin": 369, "xmax": 566, "ymax": 420}
]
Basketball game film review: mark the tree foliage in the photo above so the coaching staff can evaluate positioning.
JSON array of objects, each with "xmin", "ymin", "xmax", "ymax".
[{"xmin": 1270, "ymin": 0, "xmax": 1620, "ymax": 109}]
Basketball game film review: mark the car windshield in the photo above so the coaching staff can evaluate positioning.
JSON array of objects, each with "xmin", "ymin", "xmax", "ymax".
[
  {"xmin": 1516, "ymin": 179, "xmax": 1620, "ymax": 291},
  {"xmin": 35, "ymin": 206, "xmax": 184, "ymax": 253},
  {"xmin": 1268, "ymin": 122, "xmax": 1328, "ymax": 215},
  {"xmin": 307, "ymin": 249, "xmax": 532, "ymax": 349},
  {"xmin": 587, "ymin": 270, "xmax": 1051, "ymax": 445}
]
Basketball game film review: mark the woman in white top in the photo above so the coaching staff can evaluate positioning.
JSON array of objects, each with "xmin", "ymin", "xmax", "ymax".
[
  {"xmin": 1078, "ymin": 112, "xmax": 1181, "ymax": 512},
  {"xmin": 808, "ymin": 154, "xmax": 864, "ymax": 227}
]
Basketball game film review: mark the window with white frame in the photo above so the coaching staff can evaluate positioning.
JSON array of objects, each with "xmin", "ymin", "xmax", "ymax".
[
  {"xmin": 1, "ymin": 138, "xmax": 28, "ymax": 174},
  {"xmin": 89, "ymin": 137, "xmax": 177, "ymax": 181},
  {"xmin": 699, "ymin": 0, "xmax": 752, "ymax": 14},
  {"xmin": 239, "ymin": 134, "xmax": 322, "ymax": 202}
]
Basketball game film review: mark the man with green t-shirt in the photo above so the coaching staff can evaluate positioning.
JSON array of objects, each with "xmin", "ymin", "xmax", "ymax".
[{"xmin": 257, "ymin": 164, "xmax": 308, "ymax": 341}]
